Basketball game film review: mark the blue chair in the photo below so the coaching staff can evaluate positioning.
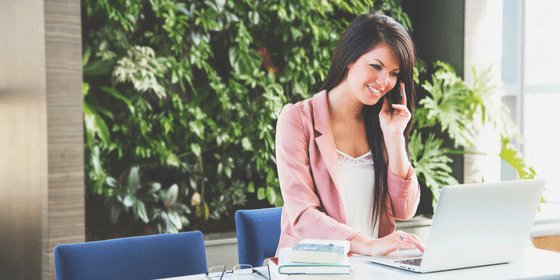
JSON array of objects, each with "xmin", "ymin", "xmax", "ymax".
[
  {"xmin": 235, "ymin": 207, "xmax": 282, "ymax": 267},
  {"xmin": 54, "ymin": 231, "xmax": 207, "ymax": 280}
]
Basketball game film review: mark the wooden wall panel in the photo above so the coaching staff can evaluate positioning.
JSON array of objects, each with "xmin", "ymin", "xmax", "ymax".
[{"xmin": 44, "ymin": 1, "xmax": 84, "ymax": 279}]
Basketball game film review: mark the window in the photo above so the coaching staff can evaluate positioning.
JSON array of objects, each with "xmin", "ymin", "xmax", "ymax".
[{"xmin": 502, "ymin": 0, "xmax": 560, "ymax": 203}]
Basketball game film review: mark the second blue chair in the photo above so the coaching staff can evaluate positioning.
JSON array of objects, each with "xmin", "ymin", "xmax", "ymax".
[
  {"xmin": 235, "ymin": 207, "xmax": 283, "ymax": 267},
  {"xmin": 54, "ymin": 231, "xmax": 207, "ymax": 280}
]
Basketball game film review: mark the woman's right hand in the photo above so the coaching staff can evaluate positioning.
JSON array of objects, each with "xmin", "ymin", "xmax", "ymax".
[
  {"xmin": 370, "ymin": 230, "xmax": 425, "ymax": 256},
  {"xmin": 350, "ymin": 230, "xmax": 425, "ymax": 257}
]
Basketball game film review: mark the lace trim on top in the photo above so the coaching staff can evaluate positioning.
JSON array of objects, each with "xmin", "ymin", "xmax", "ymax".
[{"xmin": 337, "ymin": 150, "xmax": 373, "ymax": 165}]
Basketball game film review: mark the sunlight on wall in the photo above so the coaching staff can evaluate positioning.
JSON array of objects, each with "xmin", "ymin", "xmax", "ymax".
[{"xmin": 523, "ymin": 0, "xmax": 560, "ymax": 203}]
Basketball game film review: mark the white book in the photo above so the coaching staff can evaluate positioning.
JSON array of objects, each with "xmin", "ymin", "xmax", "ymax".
[
  {"xmin": 277, "ymin": 248, "xmax": 350, "ymax": 275},
  {"xmin": 298, "ymin": 239, "xmax": 351, "ymax": 255},
  {"xmin": 268, "ymin": 252, "xmax": 354, "ymax": 280}
]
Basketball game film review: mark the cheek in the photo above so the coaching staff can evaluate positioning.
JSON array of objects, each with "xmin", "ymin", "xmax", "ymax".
[
  {"xmin": 349, "ymin": 69, "xmax": 368, "ymax": 86},
  {"xmin": 389, "ymin": 77, "xmax": 398, "ymax": 89}
]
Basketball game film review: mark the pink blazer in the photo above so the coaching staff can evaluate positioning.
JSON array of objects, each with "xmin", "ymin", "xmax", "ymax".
[{"xmin": 275, "ymin": 90, "xmax": 420, "ymax": 252}]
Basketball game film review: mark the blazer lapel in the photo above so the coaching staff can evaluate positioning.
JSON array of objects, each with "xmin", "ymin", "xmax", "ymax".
[{"xmin": 313, "ymin": 90, "xmax": 348, "ymax": 223}]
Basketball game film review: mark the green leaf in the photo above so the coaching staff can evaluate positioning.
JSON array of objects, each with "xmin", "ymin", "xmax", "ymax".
[
  {"xmin": 144, "ymin": 182, "xmax": 161, "ymax": 194},
  {"xmin": 181, "ymin": 216, "xmax": 190, "ymax": 227},
  {"xmin": 266, "ymin": 186, "xmax": 276, "ymax": 205},
  {"xmin": 128, "ymin": 166, "xmax": 141, "ymax": 192},
  {"xmin": 166, "ymin": 184, "xmax": 179, "ymax": 206},
  {"xmin": 133, "ymin": 200, "xmax": 150, "ymax": 223},
  {"xmin": 82, "ymin": 82, "xmax": 90, "ymax": 96},
  {"xmin": 167, "ymin": 211, "xmax": 182, "ymax": 230},
  {"xmin": 500, "ymin": 137, "xmax": 536, "ymax": 180},
  {"xmin": 109, "ymin": 204, "xmax": 121, "ymax": 224},
  {"xmin": 83, "ymin": 46, "xmax": 92, "ymax": 67},
  {"xmin": 99, "ymin": 86, "xmax": 135, "ymax": 114},
  {"xmin": 163, "ymin": 120, "xmax": 172, "ymax": 134},
  {"xmin": 166, "ymin": 153, "xmax": 180, "ymax": 167},
  {"xmin": 191, "ymin": 143, "xmax": 202, "ymax": 157},
  {"xmin": 83, "ymin": 102, "xmax": 110, "ymax": 143},
  {"xmin": 189, "ymin": 121, "xmax": 204, "ymax": 138},
  {"xmin": 257, "ymin": 187, "xmax": 266, "ymax": 200},
  {"xmin": 160, "ymin": 211, "xmax": 170, "ymax": 233},
  {"xmin": 83, "ymin": 113, "xmax": 96, "ymax": 145},
  {"xmin": 83, "ymin": 58, "xmax": 115, "ymax": 76},
  {"xmin": 106, "ymin": 177, "xmax": 118, "ymax": 188},
  {"xmin": 123, "ymin": 194, "xmax": 135, "ymax": 208},
  {"xmin": 241, "ymin": 137, "xmax": 253, "ymax": 151}
]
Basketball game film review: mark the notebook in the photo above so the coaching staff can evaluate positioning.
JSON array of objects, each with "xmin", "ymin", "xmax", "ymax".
[{"xmin": 364, "ymin": 179, "xmax": 546, "ymax": 273}]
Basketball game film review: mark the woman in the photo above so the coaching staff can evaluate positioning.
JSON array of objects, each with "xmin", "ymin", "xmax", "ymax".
[{"xmin": 275, "ymin": 13, "xmax": 425, "ymax": 257}]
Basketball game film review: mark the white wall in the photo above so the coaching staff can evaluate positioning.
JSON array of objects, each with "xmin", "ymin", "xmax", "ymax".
[{"xmin": 463, "ymin": 0, "xmax": 504, "ymax": 183}]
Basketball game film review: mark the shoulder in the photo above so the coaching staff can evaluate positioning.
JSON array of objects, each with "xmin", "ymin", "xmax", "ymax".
[{"xmin": 278, "ymin": 90, "xmax": 327, "ymax": 125}]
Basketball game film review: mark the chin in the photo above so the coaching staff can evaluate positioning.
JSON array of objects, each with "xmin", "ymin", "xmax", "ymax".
[{"xmin": 362, "ymin": 95, "xmax": 382, "ymax": 106}]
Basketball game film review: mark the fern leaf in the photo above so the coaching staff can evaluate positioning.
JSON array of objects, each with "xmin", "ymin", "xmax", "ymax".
[
  {"xmin": 409, "ymin": 131, "xmax": 459, "ymax": 209},
  {"xmin": 420, "ymin": 62, "xmax": 474, "ymax": 148}
]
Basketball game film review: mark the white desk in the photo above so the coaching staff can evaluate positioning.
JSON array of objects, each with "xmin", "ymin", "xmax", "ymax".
[
  {"xmin": 162, "ymin": 248, "xmax": 560, "ymax": 280},
  {"xmin": 350, "ymin": 247, "xmax": 560, "ymax": 279},
  {"xmin": 159, "ymin": 267, "xmax": 270, "ymax": 280}
]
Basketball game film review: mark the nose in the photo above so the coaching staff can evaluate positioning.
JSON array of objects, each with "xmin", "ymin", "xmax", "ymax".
[{"xmin": 376, "ymin": 71, "xmax": 391, "ymax": 88}]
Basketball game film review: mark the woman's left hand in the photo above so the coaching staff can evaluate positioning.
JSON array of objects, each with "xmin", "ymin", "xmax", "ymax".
[{"xmin": 379, "ymin": 82, "xmax": 411, "ymax": 137}]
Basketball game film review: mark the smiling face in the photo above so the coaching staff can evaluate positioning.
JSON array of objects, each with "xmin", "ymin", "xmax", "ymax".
[{"xmin": 345, "ymin": 43, "xmax": 401, "ymax": 106}]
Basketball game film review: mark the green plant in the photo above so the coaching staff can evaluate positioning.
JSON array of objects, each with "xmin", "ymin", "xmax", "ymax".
[
  {"xmin": 411, "ymin": 61, "xmax": 539, "ymax": 209},
  {"xmin": 105, "ymin": 165, "xmax": 192, "ymax": 233}
]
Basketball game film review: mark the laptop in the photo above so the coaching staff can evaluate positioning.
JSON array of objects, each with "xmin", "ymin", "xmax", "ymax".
[{"xmin": 365, "ymin": 179, "xmax": 546, "ymax": 273}]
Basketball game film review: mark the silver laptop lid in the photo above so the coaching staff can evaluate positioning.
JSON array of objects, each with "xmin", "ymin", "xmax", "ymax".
[{"xmin": 420, "ymin": 179, "xmax": 546, "ymax": 272}]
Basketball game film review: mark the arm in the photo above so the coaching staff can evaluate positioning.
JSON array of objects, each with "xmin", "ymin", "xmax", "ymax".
[
  {"xmin": 379, "ymin": 84, "xmax": 420, "ymax": 220},
  {"xmin": 276, "ymin": 104, "xmax": 357, "ymax": 242},
  {"xmin": 350, "ymin": 160, "xmax": 422, "ymax": 255},
  {"xmin": 387, "ymin": 164, "xmax": 420, "ymax": 220}
]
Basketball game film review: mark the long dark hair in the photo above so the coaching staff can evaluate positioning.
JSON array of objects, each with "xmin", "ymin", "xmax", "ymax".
[{"xmin": 319, "ymin": 13, "xmax": 416, "ymax": 232}]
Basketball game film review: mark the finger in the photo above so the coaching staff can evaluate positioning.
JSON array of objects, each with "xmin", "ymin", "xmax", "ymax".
[
  {"xmin": 381, "ymin": 93, "xmax": 390, "ymax": 112},
  {"xmin": 399, "ymin": 82, "xmax": 407, "ymax": 106},
  {"xmin": 390, "ymin": 104, "xmax": 412, "ymax": 120},
  {"xmin": 390, "ymin": 104, "xmax": 410, "ymax": 113},
  {"xmin": 400, "ymin": 235, "xmax": 425, "ymax": 253},
  {"xmin": 407, "ymin": 234, "xmax": 423, "ymax": 244}
]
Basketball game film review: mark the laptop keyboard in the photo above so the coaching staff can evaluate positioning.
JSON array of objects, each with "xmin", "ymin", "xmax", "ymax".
[{"xmin": 396, "ymin": 258, "xmax": 422, "ymax": 267}]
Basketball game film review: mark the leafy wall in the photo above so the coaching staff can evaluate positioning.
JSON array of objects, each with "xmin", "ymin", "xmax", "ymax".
[{"xmin": 83, "ymin": 0, "xmax": 413, "ymax": 238}]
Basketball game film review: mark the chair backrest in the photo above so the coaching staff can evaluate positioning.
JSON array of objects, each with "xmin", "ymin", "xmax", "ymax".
[
  {"xmin": 54, "ymin": 231, "xmax": 207, "ymax": 280},
  {"xmin": 235, "ymin": 207, "xmax": 282, "ymax": 267}
]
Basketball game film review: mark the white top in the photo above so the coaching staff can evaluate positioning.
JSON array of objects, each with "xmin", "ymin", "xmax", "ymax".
[{"xmin": 337, "ymin": 150, "xmax": 379, "ymax": 238}]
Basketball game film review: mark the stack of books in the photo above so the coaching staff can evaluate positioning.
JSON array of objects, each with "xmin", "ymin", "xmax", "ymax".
[{"xmin": 268, "ymin": 239, "xmax": 354, "ymax": 280}]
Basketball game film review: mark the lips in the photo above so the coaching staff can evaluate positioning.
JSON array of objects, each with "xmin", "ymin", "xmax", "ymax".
[{"xmin": 367, "ymin": 85, "xmax": 382, "ymax": 97}]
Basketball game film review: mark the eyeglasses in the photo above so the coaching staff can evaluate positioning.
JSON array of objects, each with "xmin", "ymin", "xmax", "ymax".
[{"xmin": 205, "ymin": 264, "xmax": 269, "ymax": 280}]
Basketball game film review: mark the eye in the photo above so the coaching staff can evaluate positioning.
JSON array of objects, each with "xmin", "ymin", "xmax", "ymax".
[
  {"xmin": 369, "ymin": 64, "xmax": 381, "ymax": 70},
  {"xmin": 390, "ymin": 72, "xmax": 400, "ymax": 77}
]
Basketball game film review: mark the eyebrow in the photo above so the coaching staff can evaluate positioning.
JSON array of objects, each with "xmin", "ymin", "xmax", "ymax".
[{"xmin": 374, "ymin": 59, "xmax": 399, "ymax": 72}]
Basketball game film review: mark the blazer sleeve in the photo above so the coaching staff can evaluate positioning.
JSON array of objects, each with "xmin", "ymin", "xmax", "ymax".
[
  {"xmin": 387, "ymin": 166, "xmax": 420, "ymax": 220},
  {"xmin": 276, "ymin": 104, "xmax": 358, "ymax": 242}
]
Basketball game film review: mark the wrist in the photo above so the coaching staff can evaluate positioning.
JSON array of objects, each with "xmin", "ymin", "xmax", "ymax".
[
  {"xmin": 350, "ymin": 233, "xmax": 375, "ymax": 255},
  {"xmin": 384, "ymin": 133, "xmax": 405, "ymax": 144}
]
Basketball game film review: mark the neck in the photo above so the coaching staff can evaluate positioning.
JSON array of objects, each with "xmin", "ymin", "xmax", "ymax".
[{"xmin": 327, "ymin": 82, "xmax": 364, "ymax": 122}]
